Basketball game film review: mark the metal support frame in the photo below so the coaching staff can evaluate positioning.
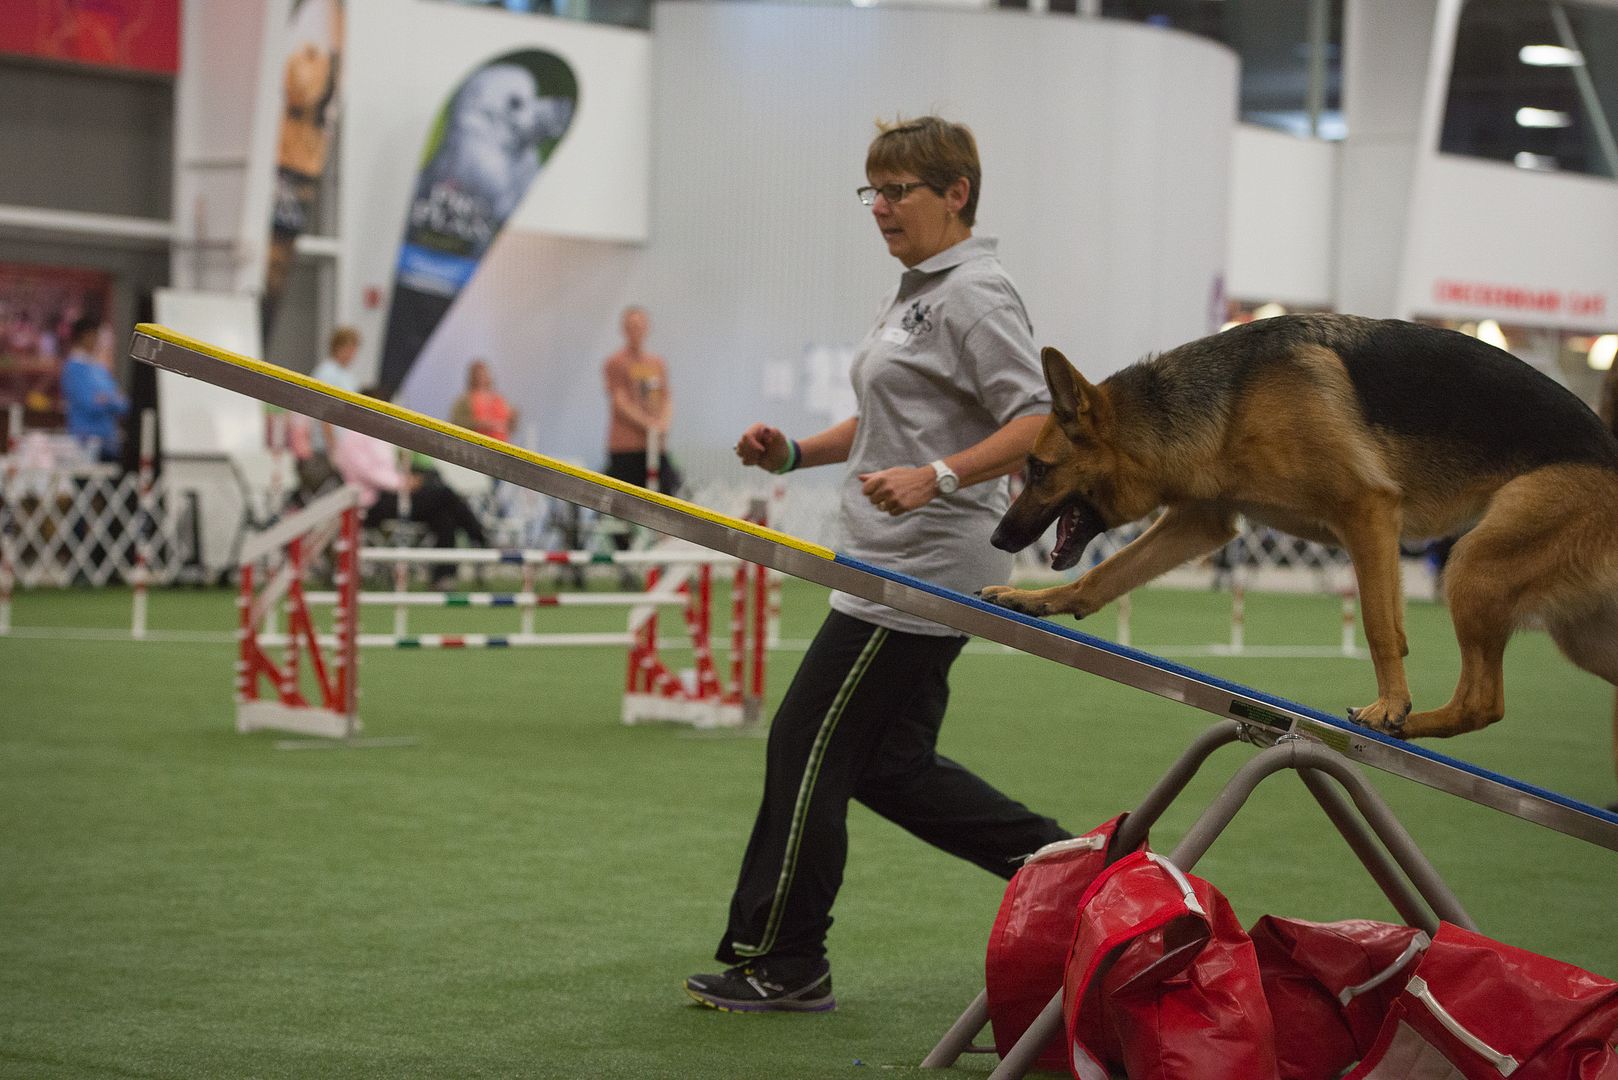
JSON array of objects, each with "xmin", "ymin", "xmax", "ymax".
[{"xmin": 921, "ymin": 719, "xmax": 1477, "ymax": 1077}]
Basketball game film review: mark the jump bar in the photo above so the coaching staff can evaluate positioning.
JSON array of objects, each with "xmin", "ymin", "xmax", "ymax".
[{"xmin": 129, "ymin": 323, "xmax": 1618, "ymax": 853}]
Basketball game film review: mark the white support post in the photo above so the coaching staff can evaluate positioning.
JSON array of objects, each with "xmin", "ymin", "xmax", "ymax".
[
  {"xmin": 0, "ymin": 404, "xmax": 19, "ymax": 635},
  {"xmin": 265, "ymin": 410, "xmax": 289, "ymax": 521},
  {"xmin": 520, "ymin": 563, "xmax": 537, "ymax": 636},
  {"xmin": 130, "ymin": 409, "xmax": 156, "ymax": 639},
  {"xmin": 645, "ymin": 429, "xmax": 662, "ymax": 495},
  {"xmin": 392, "ymin": 558, "xmax": 409, "ymax": 637},
  {"xmin": 1230, "ymin": 579, "xmax": 1246, "ymax": 653},
  {"xmin": 1342, "ymin": 586, "xmax": 1359, "ymax": 656}
]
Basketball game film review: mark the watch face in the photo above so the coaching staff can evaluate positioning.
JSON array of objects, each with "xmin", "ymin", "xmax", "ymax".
[{"xmin": 937, "ymin": 471, "xmax": 958, "ymax": 493}]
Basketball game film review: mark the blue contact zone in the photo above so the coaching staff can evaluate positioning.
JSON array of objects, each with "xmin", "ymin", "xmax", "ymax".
[{"xmin": 834, "ymin": 554, "xmax": 1618, "ymax": 827}]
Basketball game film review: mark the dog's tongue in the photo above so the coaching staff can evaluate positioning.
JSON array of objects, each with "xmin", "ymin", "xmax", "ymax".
[
  {"xmin": 1050, "ymin": 501, "xmax": 1102, "ymax": 572},
  {"xmin": 1052, "ymin": 508, "xmax": 1072, "ymax": 567}
]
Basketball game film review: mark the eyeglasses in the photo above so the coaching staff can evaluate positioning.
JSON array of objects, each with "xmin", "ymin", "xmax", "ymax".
[{"xmin": 856, "ymin": 181, "xmax": 934, "ymax": 207}]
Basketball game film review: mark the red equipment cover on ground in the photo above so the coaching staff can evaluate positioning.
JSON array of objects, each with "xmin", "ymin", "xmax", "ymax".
[
  {"xmin": 1250, "ymin": 915, "xmax": 1431, "ymax": 1079},
  {"xmin": 984, "ymin": 815, "xmax": 1136, "ymax": 1071},
  {"xmin": 1062, "ymin": 850, "xmax": 1279, "ymax": 1080},
  {"xmin": 1345, "ymin": 922, "xmax": 1618, "ymax": 1080}
]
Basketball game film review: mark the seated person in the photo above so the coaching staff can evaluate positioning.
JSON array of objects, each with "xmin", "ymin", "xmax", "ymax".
[{"xmin": 331, "ymin": 388, "xmax": 489, "ymax": 587}]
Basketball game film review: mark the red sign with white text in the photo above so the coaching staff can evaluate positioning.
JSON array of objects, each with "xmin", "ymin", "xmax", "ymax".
[
  {"xmin": 1434, "ymin": 279, "xmax": 1608, "ymax": 321},
  {"xmin": 0, "ymin": 0, "xmax": 180, "ymax": 76}
]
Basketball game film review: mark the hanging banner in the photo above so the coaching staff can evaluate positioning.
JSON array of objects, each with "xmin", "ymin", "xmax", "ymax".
[
  {"xmin": 378, "ymin": 50, "xmax": 576, "ymax": 393},
  {"xmin": 340, "ymin": 0, "xmax": 650, "ymax": 406},
  {"xmin": 263, "ymin": 0, "xmax": 346, "ymax": 336}
]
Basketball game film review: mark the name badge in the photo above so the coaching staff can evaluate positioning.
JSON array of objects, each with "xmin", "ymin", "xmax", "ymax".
[{"xmin": 881, "ymin": 326, "xmax": 909, "ymax": 345}]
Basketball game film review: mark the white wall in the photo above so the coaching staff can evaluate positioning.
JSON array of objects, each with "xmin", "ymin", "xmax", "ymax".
[
  {"xmin": 1227, "ymin": 124, "xmax": 1336, "ymax": 307},
  {"xmin": 1335, "ymin": 0, "xmax": 1441, "ymax": 318},
  {"xmin": 414, "ymin": 4, "xmax": 1237, "ymax": 472},
  {"xmin": 172, "ymin": 0, "xmax": 274, "ymax": 293},
  {"xmin": 1400, "ymin": 153, "xmax": 1618, "ymax": 332}
]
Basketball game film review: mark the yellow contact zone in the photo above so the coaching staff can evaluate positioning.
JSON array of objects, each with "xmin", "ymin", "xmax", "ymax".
[{"xmin": 134, "ymin": 323, "xmax": 835, "ymax": 561}]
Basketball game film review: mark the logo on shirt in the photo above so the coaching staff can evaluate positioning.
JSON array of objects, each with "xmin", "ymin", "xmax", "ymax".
[{"xmin": 901, "ymin": 301, "xmax": 934, "ymax": 336}]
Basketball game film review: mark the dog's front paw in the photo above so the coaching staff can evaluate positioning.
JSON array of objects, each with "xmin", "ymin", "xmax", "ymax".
[
  {"xmin": 976, "ymin": 586, "xmax": 1053, "ymax": 618},
  {"xmin": 1347, "ymin": 699, "xmax": 1412, "ymax": 737}
]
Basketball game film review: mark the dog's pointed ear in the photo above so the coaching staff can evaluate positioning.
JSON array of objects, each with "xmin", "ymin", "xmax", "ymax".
[{"xmin": 1042, "ymin": 347, "xmax": 1101, "ymax": 437}]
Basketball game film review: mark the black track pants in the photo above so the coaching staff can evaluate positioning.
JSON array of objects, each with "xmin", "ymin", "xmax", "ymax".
[{"xmin": 716, "ymin": 609, "xmax": 1070, "ymax": 964}]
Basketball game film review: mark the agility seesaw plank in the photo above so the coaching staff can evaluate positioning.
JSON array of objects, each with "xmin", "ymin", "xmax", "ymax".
[{"xmin": 129, "ymin": 323, "xmax": 1618, "ymax": 853}]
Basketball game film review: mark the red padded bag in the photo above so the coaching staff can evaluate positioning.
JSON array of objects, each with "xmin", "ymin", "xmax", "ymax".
[
  {"xmin": 1249, "ymin": 915, "xmax": 1430, "ymax": 1079},
  {"xmin": 984, "ymin": 815, "xmax": 1136, "ymax": 1071},
  {"xmin": 1346, "ymin": 922, "xmax": 1618, "ymax": 1080},
  {"xmin": 1063, "ymin": 850, "xmax": 1278, "ymax": 1080}
]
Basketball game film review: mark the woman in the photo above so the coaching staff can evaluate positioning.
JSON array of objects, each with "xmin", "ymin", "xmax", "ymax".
[
  {"xmin": 685, "ymin": 117, "xmax": 1071, "ymax": 1013},
  {"xmin": 450, "ymin": 358, "xmax": 518, "ymax": 443}
]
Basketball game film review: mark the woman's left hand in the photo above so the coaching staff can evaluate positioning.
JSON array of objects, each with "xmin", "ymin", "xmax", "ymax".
[{"xmin": 859, "ymin": 465, "xmax": 937, "ymax": 516}]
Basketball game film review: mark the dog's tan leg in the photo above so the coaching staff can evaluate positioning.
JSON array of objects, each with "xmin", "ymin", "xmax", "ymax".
[
  {"xmin": 1407, "ymin": 469, "xmax": 1618, "ymax": 739},
  {"xmin": 980, "ymin": 506, "xmax": 1235, "ymax": 619},
  {"xmin": 1399, "ymin": 571, "xmax": 1511, "ymax": 738},
  {"xmin": 1334, "ymin": 494, "xmax": 1413, "ymax": 733}
]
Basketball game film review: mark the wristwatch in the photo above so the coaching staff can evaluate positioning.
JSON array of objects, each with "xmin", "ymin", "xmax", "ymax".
[{"xmin": 929, "ymin": 459, "xmax": 960, "ymax": 495}]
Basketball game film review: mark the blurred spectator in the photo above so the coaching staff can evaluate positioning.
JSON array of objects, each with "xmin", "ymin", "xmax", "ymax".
[
  {"xmin": 60, "ymin": 316, "xmax": 127, "ymax": 463},
  {"xmin": 294, "ymin": 325, "xmax": 362, "ymax": 497},
  {"xmin": 450, "ymin": 358, "xmax": 518, "ymax": 442},
  {"xmin": 333, "ymin": 385, "xmax": 489, "ymax": 588},
  {"xmin": 602, "ymin": 305, "xmax": 679, "ymax": 496}
]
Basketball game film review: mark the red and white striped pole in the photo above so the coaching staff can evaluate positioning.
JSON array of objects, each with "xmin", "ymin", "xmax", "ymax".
[
  {"xmin": 336, "ymin": 505, "xmax": 362, "ymax": 733},
  {"xmin": 749, "ymin": 560, "xmax": 767, "ymax": 704},
  {"xmin": 236, "ymin": 562, "xmax": 256, "ymax": 706},
  {"xmin": 130, "ymin": 409, "xmax": 156, "ymax": 639},
  {"xmin": 729, "ymin": 560, "xmax": 748, "ymax": 703}
]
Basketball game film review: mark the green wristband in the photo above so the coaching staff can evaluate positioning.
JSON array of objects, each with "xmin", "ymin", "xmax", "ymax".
[{"xmin": 771, "ymin": 439, "xmax": 801, "ymax": 475}]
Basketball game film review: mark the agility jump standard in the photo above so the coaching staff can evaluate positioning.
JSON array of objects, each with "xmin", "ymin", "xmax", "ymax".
[
  {"xmin": 129, "ymin": 324, "xmax": 1618, "ymax": 853},
  {"xmin": 236, "ymin": 490, "xmax": 770, "ymax": 734}
]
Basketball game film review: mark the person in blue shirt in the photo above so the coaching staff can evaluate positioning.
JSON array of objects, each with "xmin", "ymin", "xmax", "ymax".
[{"xmin": 60, "ymin": 316, "xmax": 128, "ymax": 463}]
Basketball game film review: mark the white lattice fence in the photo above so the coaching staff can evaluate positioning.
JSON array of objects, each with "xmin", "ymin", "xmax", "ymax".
[{"xmin": 0, "ymin": 466, "xmax": 193, "ymax": 588}]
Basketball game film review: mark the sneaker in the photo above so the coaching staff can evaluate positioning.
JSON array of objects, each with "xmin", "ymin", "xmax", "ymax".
[{"xmin": 684, "ymin": 959, "xmax": 835, "ymax": 1013}]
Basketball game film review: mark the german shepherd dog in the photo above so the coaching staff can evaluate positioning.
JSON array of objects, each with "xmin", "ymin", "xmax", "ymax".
[{"xmin": 979, "ymin": 314, "xmax": 1618, "ymax": 742}]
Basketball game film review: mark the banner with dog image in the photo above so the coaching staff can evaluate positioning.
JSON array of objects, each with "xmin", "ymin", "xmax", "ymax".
[
  {"xmin": 340, "ymin": 0, "xmax": 649, "ymax": 416},
  {"xmin": 263, "ymin": 0, "xmax": 345, "ymax": 337},
  {"xmin": 378, "ymin": 50, "xmax": 576, "ymax": 393}
]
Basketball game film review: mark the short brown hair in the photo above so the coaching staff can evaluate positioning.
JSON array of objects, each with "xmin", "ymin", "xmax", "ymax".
[
  {"xmin": 865, "ymin": 116, "xmax": 982, "ymax": 227},
  {"xmin": 329, "ymin": 326, "xmax": 359, "ymax": 354}
]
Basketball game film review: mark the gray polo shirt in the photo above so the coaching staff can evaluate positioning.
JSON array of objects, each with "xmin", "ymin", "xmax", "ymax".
[{"xmin": 829, "ymin": 235, "xmax": 1051, "ymax": 636}]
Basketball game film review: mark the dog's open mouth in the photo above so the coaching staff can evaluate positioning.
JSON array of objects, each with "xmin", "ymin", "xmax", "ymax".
[{"xmin": 1050, "ymin": 498, "xmax": 1106, "ymax": 572}]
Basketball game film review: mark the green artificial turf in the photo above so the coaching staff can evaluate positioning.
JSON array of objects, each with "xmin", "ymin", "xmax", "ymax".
[{"xmin": 2, "ymin": 580, "xmax": 1616, "ymax": 1078}]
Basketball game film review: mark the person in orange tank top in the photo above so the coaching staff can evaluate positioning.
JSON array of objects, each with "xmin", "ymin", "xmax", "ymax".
[
  {"xmin": 450, "ymin": 358, "xmax": 517, "ymax": 443},
  {"xmin": 601, "ymin": 304, "xmax": 683, "ymax": 511}
]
